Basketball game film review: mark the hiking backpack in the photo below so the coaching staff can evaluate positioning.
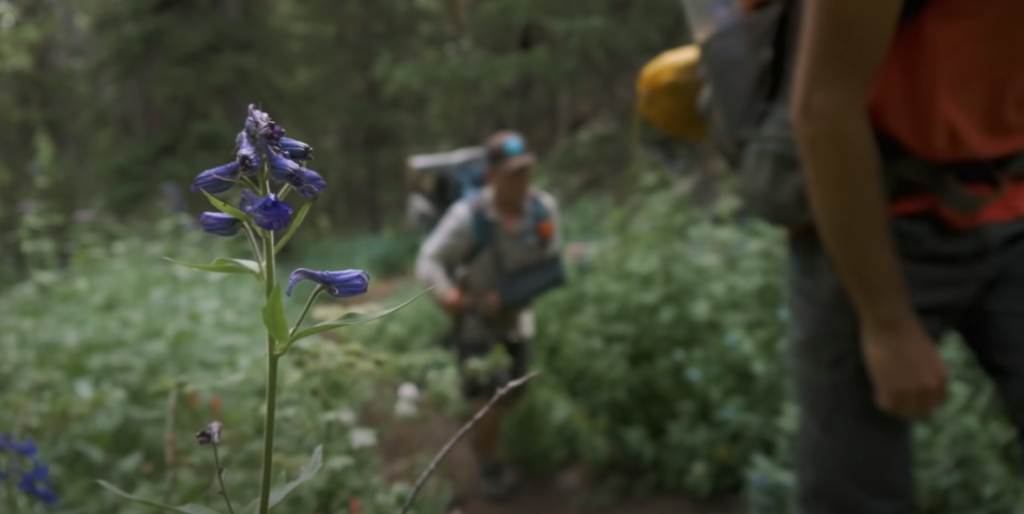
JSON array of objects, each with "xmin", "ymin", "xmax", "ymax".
[{"xmin": 695, "ymin": 0, "xmax": 940, "ymax": 227}]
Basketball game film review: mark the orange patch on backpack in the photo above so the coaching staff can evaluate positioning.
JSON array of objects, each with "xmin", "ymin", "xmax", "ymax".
[{"xmin": 538, "ymin": 219, "xmax": 554, "ymax": 242}]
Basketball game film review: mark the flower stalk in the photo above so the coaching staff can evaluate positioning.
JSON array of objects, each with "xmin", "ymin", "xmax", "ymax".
[{"xmin": 257, "ymin": 222, "xmax": 278, "ymax": 514}]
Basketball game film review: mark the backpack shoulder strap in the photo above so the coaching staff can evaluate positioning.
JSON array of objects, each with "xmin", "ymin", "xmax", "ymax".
[{"xmin": 464, "ymin": 196, "xmax": 493, "ymax": 265}]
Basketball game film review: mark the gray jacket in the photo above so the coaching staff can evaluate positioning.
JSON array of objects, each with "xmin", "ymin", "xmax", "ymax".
[{"xmin": 415, "ymin": 185, "xmax": 562, "ymax": 343}]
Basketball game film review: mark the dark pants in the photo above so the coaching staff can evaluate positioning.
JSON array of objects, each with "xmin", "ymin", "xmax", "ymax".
[
  {"xmin": 455, "ymin": 337, "xmax": 532, "ymax": 401},
  {"xmin": 788, "ymin": 214, "xmax": 1024, "ymax": 513}
]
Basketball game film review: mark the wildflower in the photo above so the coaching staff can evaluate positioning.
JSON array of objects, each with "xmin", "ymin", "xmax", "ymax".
[
  {"xmin": 191, "ymin": 162, "xmax": 241, "ymax": 194},
  {"xmin": 268, "ymin": 152, "xmax": 302, "ymax": 183},
  {"xmin": 0, "ymin": 434, "xmax": 38, "ymax": 459},
  {"xmin": 268, "ymin": 153, "xmax": 327, "ymax": 198},
  {"xmin": 235, "ymin": 131, "xmax": 261, "ymax": 175},
  {"xmin": 295, "ymin": 169, "xmax": 327, "ymax": 199},
  {"xmin": 17, "ymin": 462, "xmax": 59, "ymax": 505},
  {"xmin": 240, "ymin": 190, "xmax": 292, "ymax": 231},
  {"xmin": 245, "ymin": 104, "xmax": 285, "ymax": 143},
  {"xmin": 286, "ymin": 269, "xmax": 370, "ymax": 298},
  {"xmin": 195, "ymin": 421, "xmax": 223, "ymax": 446},
  {"xmin": 280, "ymin": 137, "xmax": 313, "ymax": 161},
  {"xmin": 199, "ymin": 212, "xmax": 243, "ymax": 237},
  {"xmin": 245, "ymin": 104, "xmax": 272, "ymax": 139}
]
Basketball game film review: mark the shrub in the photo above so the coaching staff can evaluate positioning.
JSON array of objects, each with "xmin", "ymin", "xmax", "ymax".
[
  {"xmin": 506, "ymin": 173, "xmax": 1024, "ymax": 512},
  {"xmin": 0, "ymin": 222, "xmax": 449, "ymax": 513}
]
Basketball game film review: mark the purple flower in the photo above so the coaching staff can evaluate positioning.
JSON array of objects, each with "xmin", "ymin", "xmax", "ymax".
[
  {"xmin": 191, "ymin": 162, "xmax": 240, "ymax": 194},
  {"xmin": 240, "ymin": 190, "xmax": 292, "ymax": 231},
  {"xmin": 1, "ymin": 435, "xmax": 37, "ymax": 459},
  {"xmin": 280, "ymin": 137, "xmax": 313, "ymax": 161},
  {"xmin": 245, "ymin": 104, "xmax": 285, "ymax": 143},
  {"xmin": 294, "ymin": 169, "xmax": 327, "ymax": 198},
  {"xmin": 198, "ymin": 212, "xmax": 242, "ymax": 237},
  {"xmin": 195, "ymin": 421, "xmax": 223, "ymax": 446},
  {"xmin": 235, "ymin": 131, "xmax": 261, "ymax": 175},
  {"xmin": 268, "ymin": 153, "xmax": 327, "ymax": 198},
  {"xmin": 268, "ymin": 152, "xmax": 302, "ymax": 183},
  {"xmin": 17, "ymin": 463, "xmax": 58, "ymax": 505},
  {"xmin": 286, "ymin": 269, "xmax": 370, "ymax": 298}
]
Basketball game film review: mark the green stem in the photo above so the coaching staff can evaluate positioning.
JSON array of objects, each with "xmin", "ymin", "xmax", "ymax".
[
  {"xmin": 242, "ymin": 226, "xmax": 264, "ymax": 276},
  {"xmin": 211, "ymin": 444, "xmax": 236, "ymax": 514},
  {"xmin": 277, "ymin": 184, "xmax": 293, "ymax": 201},
  {"xmin": 257, "ymin": 225, "xmax": 278, "ymax": 514},
  {"xmin": 288, "ymin": 286, "xmax": 324, "ymax": 342}
]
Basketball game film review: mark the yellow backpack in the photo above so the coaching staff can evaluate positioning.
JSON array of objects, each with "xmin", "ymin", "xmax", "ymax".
[{"xmin": 635, "ymin": 44, "xmax": 708, "ymax": 142}]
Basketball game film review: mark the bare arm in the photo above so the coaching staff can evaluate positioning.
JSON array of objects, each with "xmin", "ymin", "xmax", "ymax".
[{"xmin": 789, "ymin": 0, "xmax": 910, "ymax": 328}]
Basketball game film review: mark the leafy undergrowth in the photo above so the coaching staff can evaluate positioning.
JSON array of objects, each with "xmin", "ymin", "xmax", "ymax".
[
  {"xmin": 0, "ymin": 219, "xmax": 451, "ymax": 514},
  {"xmin": 501, "ymin": 174, "xmax": 1024, "ymax": 513}
]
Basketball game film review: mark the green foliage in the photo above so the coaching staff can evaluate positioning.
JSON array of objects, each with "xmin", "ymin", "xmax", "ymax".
[
  {"xmin": 505, "ymin": 175, "xmax": 788, "ymax": 496},
  {"xmin": 504, "ymin": 173, "xmax": 1024, "ymax": 511},
  {"xmin": 0, "ymin": 224, "xmax": 448, "ymax": 513}
]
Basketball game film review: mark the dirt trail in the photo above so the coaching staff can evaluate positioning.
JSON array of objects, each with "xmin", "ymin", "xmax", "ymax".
[
  {"xmin": 334, "ymin": 276, "xmax": 744, "ymax": 514},
  {"xmin": 367, "ymin": 403, "xmax": 744, "ymax": 514}
]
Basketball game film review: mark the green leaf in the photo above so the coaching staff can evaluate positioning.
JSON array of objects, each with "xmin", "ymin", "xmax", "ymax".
[
  {"xmin": 96, "ymin": 480, "xmax": 222, "ymax": 514},
  {"xmin": 274, "ymin": 200, "xmax": 313, "ymax": 255},
  {"xmin": 202, "ymin": 190, "xmax": 250, "ymax": 221},
  {"xmin": 262, "ymin": 283, "xmax": 290, "ymax": 349},
  {"xmin": 165, "ymin": 257, "xmax": 261, "ymax": 277},
  {"xmin": 267, "ymin": 445, "xmax": 324, "ymax": 510},
  {"xmin": 290, "ymin": 288, "xmax": 431, "ymax": 343}
]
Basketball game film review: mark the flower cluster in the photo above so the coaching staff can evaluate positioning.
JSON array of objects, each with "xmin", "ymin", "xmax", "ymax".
[
  {"xmin": 190, "ymin": 105, "xmax": 371, "ymax": 299},
  {"xmin": 192, "ymin": 104, "xmax": 326, "ymax": 235},
  {"xmin": 0, "ymin": 434, "xmax": 59, "ymax": 505}
]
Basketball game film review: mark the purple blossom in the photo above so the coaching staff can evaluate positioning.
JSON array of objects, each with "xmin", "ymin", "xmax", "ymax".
[
  {"xmin": 191, "ymin": 162, "xmax": 240, "ymax": 194},
  {"xmin": 198, "ymin": 212, "xmax": 242, "ymax": 237},
  {"xmin": 17, "ymin": 463, "xmax": 58, "ymax": 505},
  {"xmin": 195, "ymin": 421, "xmax": 223, "ymax": 446},
  {"xmin": 0, "ymin": 434, "xmax": 37, "ymax": 459},
  {"xmin": 240, "ymin": 190, "xmax": 292, "ymax": 231},
  {"xmin": 280, "ymin": 137, "xmax": 313, "ymax": 161},
  {"xmin": 286, "ymin": 268, "xmax": 370, "ymax": 298},
  {"xmin": 294, "ymin": 169, "xmax": 327, "ymax": 199},
  {"xmin": 235, "ymin": 131, "xmax": 261, "ymax": 175}
]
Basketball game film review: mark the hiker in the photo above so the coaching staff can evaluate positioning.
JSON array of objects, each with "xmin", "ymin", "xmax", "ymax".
[
  {"xmin": 783, "ymin": 0, "xmax": 1024, "ymax": 511},
  {"xmin": 415, "ymin": 130, "xmax": 564, "ymax": 501},
  {"xmin": 680, "ymin": 0, "xmax": 1024, "ymax": 510}
]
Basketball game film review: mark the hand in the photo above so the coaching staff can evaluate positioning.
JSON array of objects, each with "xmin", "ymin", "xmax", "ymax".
[
  {"xmin": 441, "ymin": 289, "xmax": 463, "ymax": 315},
  {"xmin": 482, "ymin": 292, "xmax": 501, "ymax": 316},
  {"xmin": 860, "ymin": 315, "xmax": 948, "ymax": 421}
]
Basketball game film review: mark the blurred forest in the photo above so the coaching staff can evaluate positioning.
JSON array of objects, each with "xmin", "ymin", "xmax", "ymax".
[{"xmin": 0, "ymin": 0, "xmax": 686, "ymax": 282}]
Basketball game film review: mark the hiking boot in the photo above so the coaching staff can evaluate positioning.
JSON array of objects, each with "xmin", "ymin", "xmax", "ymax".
[{"xmin": 479, "ymin": 461, "xmax": 511, "ymax": 501}]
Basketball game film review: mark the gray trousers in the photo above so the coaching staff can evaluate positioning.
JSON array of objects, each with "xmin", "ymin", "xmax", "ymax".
[{"xmin": 788, "ymin": 214, "xmax": 1024, "ymax": 513}]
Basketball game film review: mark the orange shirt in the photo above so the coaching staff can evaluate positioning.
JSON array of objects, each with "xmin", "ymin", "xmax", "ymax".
[
  {"xmin": 869, "ymin": 0, "xmax": 1024, "ymax": 227},
  {"xmin": 870, "ymin": 0, "xmax": 1024, "ymax": 162}
]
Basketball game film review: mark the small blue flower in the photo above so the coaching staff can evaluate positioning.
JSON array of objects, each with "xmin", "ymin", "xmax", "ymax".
[
  {"xmin": 18, "ymin": 463, "xmax": 58, "ymax": 505},
  {"xmin": 1, "ymin": 435, "xmax": 37, "ymax": 459},
  {"xmin": 191, "ymin": 162, "xmax": 241, "ymax": 194},
  {"xmin": 280, "ymin": 137, "xmax": 313, "ymax": 161},
  {"xmin": 240, "ymin": 190, "xmax": 292, "ymax": 231},
  {"xmin": 245, "ymin": 104, "xmax": 272, "ymax": 138},
  {"xmin": 286, "ymin": 268, "xmax": 370, "ymax": 298},
  {"xmin": 268, "ymin": 152, "xmax": 301, "ymax": 182},
  {"xmin": 236, "ymin": 131, "xmax": 261, "ymax": 175},
  {"xmin": 294, "ymin": 169, "xmax": 327, "ymax": 198},
  {"xmin": 198, "ymin": 212, "xmax": 242, "ymax": 237},
  {"xmin": 245, "ymin": 104, "xmax": 285, "ymax": 142},
  {"xmin": 268, "ymin": 153, "xmax": 327, "ymax": 198},
  {"xmin": 0, "ymin": 469, "xmax": 7, "ymax": 480}
]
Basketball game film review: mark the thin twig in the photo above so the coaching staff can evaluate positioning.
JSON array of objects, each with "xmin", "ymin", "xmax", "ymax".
[
  {"xmin": 399, "ymin": 372, "xmax": 538, "ymax": 514},
  {"xmin": 159, "ymin": 385, "xmax": 180, "ymax": 511},
  {"xmin": 211, "ymin": 444, "xmax": 236, "ymax": 514}
]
